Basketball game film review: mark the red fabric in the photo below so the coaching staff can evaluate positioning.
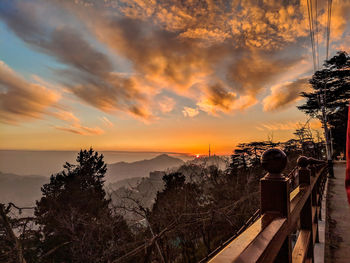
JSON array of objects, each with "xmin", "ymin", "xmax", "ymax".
[{"xmin": 346, "ymin": 104, "xmax": 350, "ymax": 204}]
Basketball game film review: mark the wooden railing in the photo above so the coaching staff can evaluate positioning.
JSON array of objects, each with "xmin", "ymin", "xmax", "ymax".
[{"xmin": 209, "ymin": 148, "xmax": 328, "ymax": 263}]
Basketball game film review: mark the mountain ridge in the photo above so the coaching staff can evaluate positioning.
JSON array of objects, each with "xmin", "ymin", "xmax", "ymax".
[{"xmin": 106, "ymin": 154, "xmax": 184, "ymax": 182}]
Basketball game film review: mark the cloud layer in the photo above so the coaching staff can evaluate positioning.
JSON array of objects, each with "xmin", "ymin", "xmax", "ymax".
[
  {"xmin": 0, "ymin": 1, "xmax": 150, "ymax": 119},
  {"xmin": 0, "ymin": 61, "xmax": 60, "ymax": 124},
  {"xmin": 0, "ymin": 60, "xmax": 105, "ymax": 135},
  {"xmin": 0, "ymin": 0, "xmax": 349, "ymax": 125},
  {"xmin": 263, "ymin": 77, "xmax": 310, "ymax": 111},
  {"xmin": 256, "ymin": 119, "xmax": 322, "ymax": 131}
]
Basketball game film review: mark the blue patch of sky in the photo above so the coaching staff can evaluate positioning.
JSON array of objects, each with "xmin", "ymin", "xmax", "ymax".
[{"xmin": 0, "ymin": 22, "xmax": 67, "ymax": 82}]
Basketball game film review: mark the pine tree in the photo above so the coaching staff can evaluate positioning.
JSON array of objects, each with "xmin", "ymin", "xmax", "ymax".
[
  {"xmin": 298, "ymin": 51, "xmax": 350, "ymax": 155},
  {"xmin": 35, "ymin": 148, "xmax": 132, "ymax": 263}
]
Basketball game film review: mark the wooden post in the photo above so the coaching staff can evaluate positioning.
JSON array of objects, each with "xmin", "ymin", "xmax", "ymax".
[
  {"xmin": 318, "ymin": 167, "xmax": 326, "ymax": 220},
  {"xmin": 308, "ymin": 158, "xmax": 327, "ymax": 221},
  {"xmin": 309, "ymin": 164, "xmax": 320, "ymax": 243},
  {"xmin": 297, "ymin": 156, "xmax": 315, "ymax": 260},
  {"xmin": 298, "ymin": 156, "xmax": 310, "ymax": 185},
  {"xmin": 309, "ymin": 164, "xmax": 318, "ymax": 204},
  {"xmin": 261, "ymin": 148, "xmax": 291, "ymax": 263}
]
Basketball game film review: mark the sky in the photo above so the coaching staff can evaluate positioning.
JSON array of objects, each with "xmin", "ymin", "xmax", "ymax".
[{"xmin": 0, "ymin": 0, "xmax": 349, "ymax": 155}]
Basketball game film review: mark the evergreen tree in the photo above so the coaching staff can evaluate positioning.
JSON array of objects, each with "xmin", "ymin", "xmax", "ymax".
[
  {"xmin": 298, "ymin": 51, "xmax": 350, "ymax": 155},
  {"xmin": 149, "ymin": 172, "xmax": 201, "ymax": 262},
  {"xmin": 35, "ymin": 148, "xmax": 132, "ymax": 263}
]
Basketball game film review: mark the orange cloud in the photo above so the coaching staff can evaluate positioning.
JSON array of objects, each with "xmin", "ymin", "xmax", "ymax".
[
  {"xmin": 0, "ymin": 3, "xmax": 151, "ymax": 120},
  {"xmin": 51, "ymin": 110, "xmax": 80, "ymax": 123},
  {"xmin": 197, "ymin": 83, "xmax": 237, "ymax": 115},
  {"xmin": 263, "ymin": 77, "xmax": 311, "ymax": 111},
  {"xmin": 0, "ymin": 61, "xmax": 60, "ymax": 124},
  {"xmin": 55, "ymin": 124, "xmax": 104, "ymax": 135},
  {"xmin": 82, "ymin": 11, "xmax": 306, "ymax": 116},
  {"xmin": 179, "ymin": 28, "xmax": 229, "ymax": 43},
  {"xmin": 196, "ymin": 82, "xmax": 258, "ymax": 115},
  {"xmin": 115, "ymin": 0, "xmax": 311, "ymax": 49},
  {"xmin": 100, "ymin": 116, "xmax": 114, "ymax": 127},
  {"xmin": 1, "ymin": 0, "xmax": 349, "ymax": 123},
  {"xmin": 51, "ymin": 108, "xmax": 106, "ymax": 135},
  {"xmin": 326, "ymin": 0, "xmax": 350, "ymax": 39},
  {"xmin": 182, "ymin": 107, "xmax": 199, "ymax": 118},
  {"xmin": 0, "ymin": 60, "xmax": 103, "ymax": 135},
  {"xmin": 226, "ymin": 52, "xmax": 304, "ymax": 96},
  {"xmin": 157, "ymin": 96, "xmax": 176, "ymax": 113},
  {"xmin": 256, "ymin": 119, "xmax": 322, "ymax": 131}
]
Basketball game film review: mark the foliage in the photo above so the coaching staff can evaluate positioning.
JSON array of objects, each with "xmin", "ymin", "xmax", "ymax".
[
  {"xmin": 34, "ymin": 148, "xmax": 133, "ymax": 263},
  {"xmin": 0, "ymin": 204, "xmax": 20, "ymax": 263},
  {"xmin": 2, "ymin": 133, "xmax": 325, "ymax": 263},
  {"xmin": 298, "ymin": 51, "xmax": 350, "ymax": 155}
]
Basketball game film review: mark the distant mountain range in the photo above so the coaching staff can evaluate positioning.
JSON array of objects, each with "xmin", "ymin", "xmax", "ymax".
[
  {"xmin": 0, "ymin": 154, "xmax": 185, "ymax": 208},
  {"xmin": 106, "ymin": 154, "xmax": 184, "ymax": 182},
  {"xmin": 0, "ymin": 172, "xmax": 48, "ymax": 207},
  {"xmin": 0, "ymin": 150, "xmax": 190, "ymax": 176}
]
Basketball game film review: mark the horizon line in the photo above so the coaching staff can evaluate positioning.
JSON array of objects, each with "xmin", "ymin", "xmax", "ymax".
[{"xmin": 0, "ymin": 149, "xmax": 193, "ymax": 155}]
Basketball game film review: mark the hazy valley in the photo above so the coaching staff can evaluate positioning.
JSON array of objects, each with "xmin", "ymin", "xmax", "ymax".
[{"xmin": 0, "ymin": 152, "xmax": 193, "ymax": 209}]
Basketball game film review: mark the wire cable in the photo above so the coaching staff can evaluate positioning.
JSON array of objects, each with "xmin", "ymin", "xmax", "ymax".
[
  {"xmin": 326, "ymin": 0, "xmax": 333, "ymax": 60},
  {"xmin": 307, "ymin": 0, "xmax": 317, "ymax": 72},
  {"xmin": 315, "ymin": 0, "xmax": 320, "ymax": 69}
]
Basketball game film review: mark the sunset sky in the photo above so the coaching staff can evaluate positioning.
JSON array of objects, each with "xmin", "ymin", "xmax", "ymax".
[{"xmin": 0, "ymin": 0, "xmax": 349, "ymax": 154}]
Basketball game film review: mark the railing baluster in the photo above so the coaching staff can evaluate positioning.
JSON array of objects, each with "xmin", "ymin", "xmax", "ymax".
[
  {"xmin": 208, "ymin": 151, "xmax": 327, "ymax": 263},
  {"xmin": 261, "ymin": 148, "xmax": 291, "ymax": 263},
  {"xmin": 309, "ymin": 164, "xmax": 320, "ymax": 243},
  {"xmin": 297, "ymin": 157, "xmax": 314, "ymax": 261}
]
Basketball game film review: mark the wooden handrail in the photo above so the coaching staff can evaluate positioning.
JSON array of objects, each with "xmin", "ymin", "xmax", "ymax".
[{"xmin": 209, "ymin": 149, "xmax": 327, "ymax": 263}]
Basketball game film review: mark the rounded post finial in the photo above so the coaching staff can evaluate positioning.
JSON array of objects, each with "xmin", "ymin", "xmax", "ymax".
[
  {"xmin": 297, "ymin": 156, "xmax": 311, "ymax": 184},
  {"xmin": 297, "ymin": 156, "xmax": 309, "ymax": 168},
  {"xmin": 261, "ymin": 148, "xmax": 287, "ymax": 179}
]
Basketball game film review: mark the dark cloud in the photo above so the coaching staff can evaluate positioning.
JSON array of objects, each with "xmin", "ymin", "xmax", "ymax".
[
  {"xmin": 206, "ymin": 83, "xmax": 237, "ymax": 111},
  {"xmin": 263, "ymin": 77, "xmax": 310, "ymax": 111},
  {"xmin": 47, "ymin": 28, "xmax": 113, "ymax": 77},
  {"xmin": 226, "ymin": 53, "xmax": 303, "ymax": 95}
]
